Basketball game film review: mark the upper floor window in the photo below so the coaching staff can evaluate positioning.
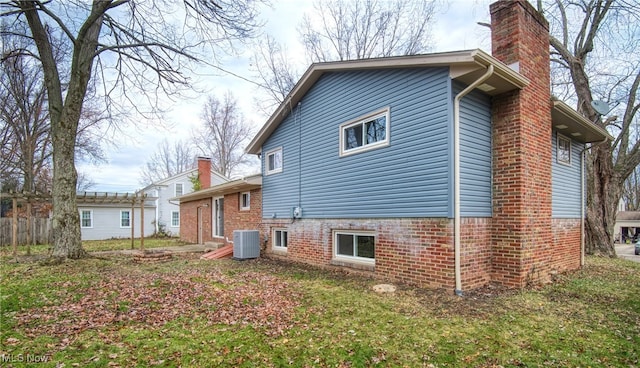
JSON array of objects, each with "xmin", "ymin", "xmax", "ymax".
[
  {"xmin": 557, "ymin": 134, "xmax": 571, "ymax": 165},
  {"xmin": 266, "ymin": 147, "xmax": 283, "ymax": 175},
  {"xmin": 339, "ymin": 108, "xmax": 390, "ymax": 156},
  {"xmin": 175, "ymin": 183, "xmax": 184, "ymax": 196},
  {"xmin": 120, "ymin": 210, "xmax": 131, "ymax": 228},
  {"xmin": 240, "ymin": 192, "xmax": 250, "ymax": 210},
  {"xmin": 80, "ymin": 210, "xmax": 92, "ymax": 228}
]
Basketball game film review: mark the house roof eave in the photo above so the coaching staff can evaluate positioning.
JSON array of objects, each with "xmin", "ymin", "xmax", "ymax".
[
  {"xmin": 174, "ymin": 174, "xmax": 262, "ymax": 203},
  {"xmin": 552, "ymin": 99, "xmax": 613, "ymax": 143}
]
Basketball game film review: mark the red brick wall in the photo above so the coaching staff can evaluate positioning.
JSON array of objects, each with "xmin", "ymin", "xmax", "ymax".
[
  {"xmin": 179, "ymin": 198, "xmax": 213, "ymax": 244},
  {"xmin": 552, "ymin": 219, "xmax": 582, "ymax": 272},
  {"xmin": 180, "ymin": 189, "xmax": 263, "ymax": 246},
  {"xmin": 223, "ymin": 188, "xmax": 263, "ymax": 246},
  {"xmin": 262, "ymin": 217, "xmax": 492, "ymax": 290},
  {"xmin": 490, "ymin": 0, "xmax": 554, "ymax": 287},
  {"xmin": 460, "ymin": 218, "xmax": 493, "ymax": 289}
]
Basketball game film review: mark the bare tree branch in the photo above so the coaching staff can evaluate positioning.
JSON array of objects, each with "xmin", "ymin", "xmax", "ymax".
[
  {"xmin": 543, "ymin": 0, "xmax": 640, "ymax": 256},
  {"xmin": 193, "ymin": 92, "xmax": 253, "ymax": 177}
]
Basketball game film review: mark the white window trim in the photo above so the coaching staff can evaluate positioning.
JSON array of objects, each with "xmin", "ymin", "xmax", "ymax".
[
  {"xmin": 557, "ymin": 133, "xmax": 572, "ymax": 166},
  {"xmin": 272, "ymin": 228, "xmax": 288, "ymax": 252},
  {"xmin": 339, "ymin": 107, "xmax": 390, "ymax": 157},
  {"xmin": 120, "ymin": 210, "xmax": 131, "ymax": 228},
  {"xmin": 265, "ymin": 147, "xmax": 283, "ymax": 175},
  {"xmin": 240, "ymin": 191, "xmax": 251, "ymax": 211},
  {"xmin": 80, "ymin": 210, "xmax": 93, "ymax": 229},
  {"xmin": 175, "ymin": 182, "xmax": 184, "ymax": 197},
  {"xmin": 333, "ymin": 230, "xmax": 376, "ymax": 265},
  {"xmin": 212, "ymin": 197, "xmax": 224, "ymax": 238},
  {"xmin": 170, "ymin": 210, "xmax": 180, "ymax": 227}
]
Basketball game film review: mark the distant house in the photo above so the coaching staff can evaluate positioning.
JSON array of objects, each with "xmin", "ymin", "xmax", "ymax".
[
  {"xmin": 176, "ymin": 174, "xmax": 262, "ymax": 245},
  {"xmin": 77, "ymin": 192, "xmax": 157, "ymax": 241},
  {"xmin": 614, "ymin": 212, "xmax": 640, "ymax": 243},
  {"xmin": 245, "ymin": 0, "xmax": 611, "ymax": 291},
  {"xmin": 140, "ymin": 157, "xmax": 228, "ymax": 236}
]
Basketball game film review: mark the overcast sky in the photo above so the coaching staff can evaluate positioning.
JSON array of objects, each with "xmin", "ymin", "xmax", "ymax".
[{"xmin": 77, "ymin": 0, "xmax": 493, "ymax": 193}]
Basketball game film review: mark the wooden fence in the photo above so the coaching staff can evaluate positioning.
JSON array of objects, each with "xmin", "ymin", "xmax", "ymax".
[{"xmin": 0, "ymin": 217, "xmax": 52, "ymax": 246}]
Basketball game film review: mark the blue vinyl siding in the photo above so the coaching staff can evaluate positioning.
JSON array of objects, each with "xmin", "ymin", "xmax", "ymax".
[
  {"xmin": 455, "ymin": 82, "xmax": 493, "ymax": 217},
  {"xmin": 262, "ymin": 67, "xmax": 452, "ymax": 219},
  {"xmin": 552, "ymin": 131, "xmax": 584, "ymax": 217}
]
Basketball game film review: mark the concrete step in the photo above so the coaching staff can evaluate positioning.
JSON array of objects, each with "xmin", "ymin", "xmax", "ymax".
[{"xmin": 203, "ymin": 242, "xmax": 225, "ymax": 252}]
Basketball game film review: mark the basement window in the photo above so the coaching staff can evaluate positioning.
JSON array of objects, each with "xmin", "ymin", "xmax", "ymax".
[
  {"xmin": 333, "ymin": 231, "xmax": 375, "ymax": 264},
  {"xmin": 273, "ymin": 229, "xmax": 288, "ymax": 252}
]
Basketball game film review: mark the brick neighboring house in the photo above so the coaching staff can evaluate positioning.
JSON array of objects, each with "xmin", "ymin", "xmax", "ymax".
[
  {"xmin": 244, "ymin": 0, "xmax": 611, "ymax": 292},
  {"xmin": 177, "ymin": 174, "xmax": 262, "ymax": 246},
  {"xmin": 141, "ymin": 157, "xmax": 228, "ymax": 236}
]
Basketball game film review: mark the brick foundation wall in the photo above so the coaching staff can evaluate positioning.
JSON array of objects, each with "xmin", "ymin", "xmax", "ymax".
[
  {"xmin": 490, "ymin": 0, "xmax": 554, "ymax": 287},
  {"xmin": 180, "ymin": 198, "xmax": 213, "ymax": 244},
  {"xmin": 460, "ymin": 218, "xmax": 493, "ymax": 289},
  {"xmin": 263, "ymin": 217, "xmax": 492, "ymax": 290},
  {"xmin": 551, "ymin": 219, "xmax": 582, "ymax": 273}
]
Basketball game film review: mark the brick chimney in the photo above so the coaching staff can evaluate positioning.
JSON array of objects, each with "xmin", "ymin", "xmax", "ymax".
[
  {"xmin": 490, "ymin": 0, "xmax": 553, "ymax": 287},
  {"xmin": 197, "ymin": 156, "xmax": 212, "ymax": 189}
]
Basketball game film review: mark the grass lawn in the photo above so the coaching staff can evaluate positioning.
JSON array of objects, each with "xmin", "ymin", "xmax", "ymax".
[
  {"xmin": 0, "ymin": 253, "xmax": 638, "ymax": 367},
  {"xmin": 0, "ymin": 238, "xmax": 189, "ymax": 258}
]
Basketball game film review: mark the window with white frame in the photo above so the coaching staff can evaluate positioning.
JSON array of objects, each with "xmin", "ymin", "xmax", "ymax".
[
  {"xmin": 340, "ymin": 108, "xmax": 390, "ymax": 156},
  {"xmin": 240, "ymin": 192, "xmax": 250, "ymax": 210},
  {"xmin": 80, "ymin": 210, "xmax": 92, "ymax": 228},
  {"xmin": 171, "ymin": 211, "xmax": 180, "ymax": 227},
  {"xmin": 273, "ymin": 229, "xmax": 288, "ymax": 251},
  {"xmin": 333, "ymin": 231, "xmax": 375, "ymax": 263},
  {"xmin": 557, "ymin": 134, "xmax": 571, "ymax": 165},
  {"xmin": 120, "ymin": 210, "xmax": 131, "ymax": 228},
  {"xmin": 175, "ymin": 183, "xmax": 184, "ymax": 196},
  {"xmin": 266, "ymin": 147, "xmax": 283, "ymax": 175}
]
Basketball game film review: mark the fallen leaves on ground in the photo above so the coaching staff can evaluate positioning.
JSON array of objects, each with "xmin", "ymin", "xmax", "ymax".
[{"xmin": 15, "ymin": 262, "xmax": 303, "ymax": 339}]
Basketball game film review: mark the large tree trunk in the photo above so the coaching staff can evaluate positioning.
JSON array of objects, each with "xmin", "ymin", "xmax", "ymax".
[
  {"xmin": 21, "ymin": 1, "xmax": 107, "ymax": 260},
  {"xmin": 50, "ymin": 110, "xmax": 85, "ymax": 259},
  {"xmin": 585, "ymin": 143, "xmax": 619, "ymax": 257},
  {"xmin": 49, "ymin": 17, "xmax": 104, "ymax": 259}
]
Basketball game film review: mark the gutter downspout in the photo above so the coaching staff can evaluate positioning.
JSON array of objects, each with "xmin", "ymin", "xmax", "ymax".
[
  {"xmin": 580, "ymin": 149, "xmax": 585, "ymax": 266},
  {"xmin": 453, "ymin": 65, "xmax": 494, "ymax": 296}
]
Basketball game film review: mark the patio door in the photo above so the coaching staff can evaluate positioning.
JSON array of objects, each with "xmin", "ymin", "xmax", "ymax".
[{"xmin": 213, "ymin": 197, "xmax": 224, "ymax": 238}]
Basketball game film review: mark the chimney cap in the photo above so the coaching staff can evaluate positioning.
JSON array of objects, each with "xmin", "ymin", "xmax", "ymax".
[{"xmin": 197, "ymin": 156, "xmax": 211, "ymax": 161}]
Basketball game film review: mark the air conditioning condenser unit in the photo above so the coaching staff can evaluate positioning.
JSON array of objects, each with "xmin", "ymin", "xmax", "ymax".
[{"xmin": 233, "ymin": 230, "xmax": 260, "ymax": 259}]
